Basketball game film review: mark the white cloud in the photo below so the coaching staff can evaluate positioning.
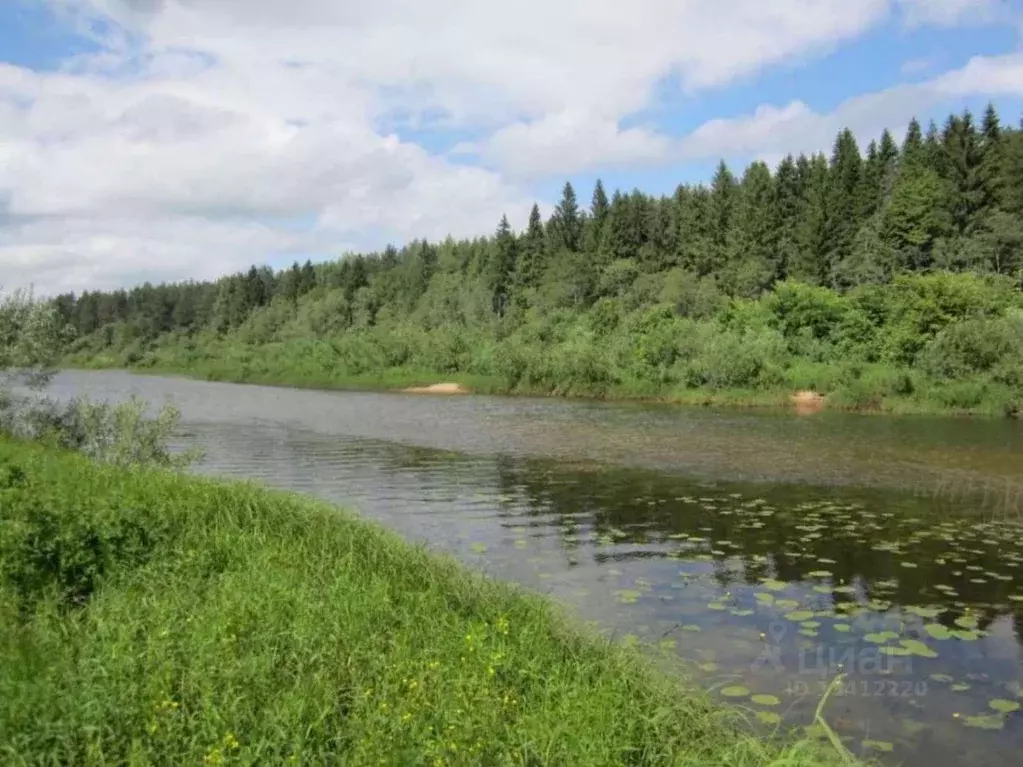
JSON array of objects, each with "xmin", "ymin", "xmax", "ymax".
[
  {"xmin": 463, "ymin": 112, "xmax": 676, "ymax": 180},
  {"xmin": 1, "ymin": 0, "xmax": 1020, "ymax": 295},
  {"xmin": 675, "ymin": 52, "xmax": 1023, "ymax": 165},
  {"xmin": 896, "ymin": 0, "xmax": 1006, "ymax": 27}
]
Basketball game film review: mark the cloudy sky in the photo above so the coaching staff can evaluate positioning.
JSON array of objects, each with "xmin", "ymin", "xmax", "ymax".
[{"xmin": 2, "ymin": 0, "xmax": 1022, "ymax": 296}]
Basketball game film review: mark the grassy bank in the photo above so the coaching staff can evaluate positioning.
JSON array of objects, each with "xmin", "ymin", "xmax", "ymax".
[
  {"xmin": 64, "ymin": 273, "xmax": 1023, "ymax": 418},
  {"xmin": 0, "ymin": 439, "xmax": 853, "ymax": 766},
  {"xmin": 66, "ymin": 346, "xmax": 1017, "ymax": 418}
]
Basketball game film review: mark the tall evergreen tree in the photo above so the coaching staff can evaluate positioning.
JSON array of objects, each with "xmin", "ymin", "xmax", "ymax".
[
  {"xmin": 978, "ymin": 103, "xmax": 1005, "ymax": 214},
  {"xmin": 790, "ymin": 153, "xmax": 831, "ymax": 284},
  {"xmin": 708, "ymin": 161, "xmax": 738, "ymax": 273},
  {"xmin": 513, "ymin": 203, "xmax": 547, "ymax": 300},
  {"xmin": 772, "ymin": 155, "xmax": 805, "ymax": 279},
  {"xmin": 902, "ymin": 118, "xmax": 925, "ymax": 168},
  {"xmin": 942, "ymin": 110, "xmax": 985, "ymax": 235},
  {"xmin": 489, "ymin": 215, "xmax": 518, "ymax": 314},
  {"xmin": 549, "ymin": 182, "xmax": 582, "ymax": 252},
  {"xmin": 585, "ymin": 179, "xmax": 611, "ymax": 257},
  {"xmin": 823, "ymin": 128, "xmax": 865, "ymax": 281},
  {"xmin": 727, "ymin": 161, "xmax": 777, "ymax": 294}
]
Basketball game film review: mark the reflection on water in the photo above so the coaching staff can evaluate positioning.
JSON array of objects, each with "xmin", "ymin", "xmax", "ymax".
[{"xmin": 45, "ymin": 371, "xmax": 1023, "ymax": 767}]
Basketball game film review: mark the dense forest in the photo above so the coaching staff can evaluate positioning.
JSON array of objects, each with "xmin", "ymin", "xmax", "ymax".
[{"xmin": 61, "ymin": 105, "xmax": 1023, "ymax": 415}]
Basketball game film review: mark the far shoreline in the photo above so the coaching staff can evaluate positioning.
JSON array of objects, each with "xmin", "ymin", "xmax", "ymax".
[{"xmin": 61, "ymin": 360, "xmax": 1021, "ymax": 420}]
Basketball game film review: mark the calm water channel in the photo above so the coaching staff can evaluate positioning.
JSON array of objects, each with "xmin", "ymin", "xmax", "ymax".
[{"xmin": 46, "ymin": 370, "xmax": 1023, "ymax": 766}]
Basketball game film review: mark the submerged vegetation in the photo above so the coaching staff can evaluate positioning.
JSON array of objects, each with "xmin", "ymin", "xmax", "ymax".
[
  {"xmin": 58, "ymin": 106, "xmax": 1023, "ymax": 415},
  {"xmin": 0, "ymin": 439, "xmax": 857, "ymax": 765}
]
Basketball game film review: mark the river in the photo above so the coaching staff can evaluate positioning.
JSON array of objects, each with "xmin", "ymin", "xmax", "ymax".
[{"xmin": 43, "ymin": 370, "xmax": 1023, "ymax": 766}]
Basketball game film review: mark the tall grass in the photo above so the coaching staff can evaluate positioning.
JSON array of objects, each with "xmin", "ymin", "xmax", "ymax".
[{"xmin": 0, "ymin": 439, "xmax": 856, "ymax": 766}]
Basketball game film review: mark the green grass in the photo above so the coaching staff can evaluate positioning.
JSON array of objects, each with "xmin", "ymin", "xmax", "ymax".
[{"xmin": 0, "ymin": 439, "xmax": 857, "ymax": 766}]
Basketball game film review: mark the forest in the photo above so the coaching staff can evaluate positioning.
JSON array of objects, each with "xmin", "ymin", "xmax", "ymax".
[{"xmin": 60, "ymin": 105, "xmax": 1023, "ymax": 416}]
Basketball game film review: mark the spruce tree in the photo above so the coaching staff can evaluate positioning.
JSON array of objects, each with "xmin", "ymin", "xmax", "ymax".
[
  {"xmin": 978, "ymin": 103, "xmax": 1005, "ymax": 214},
  {"xmin": 489, "ymin": 214, "xmax": 518, "ymax": 314},
  {"xmin": 772, "ymin": 155, "xmax": 805, "ymax": 279},
  {"xmin": 823, "ymin": 128, "xmax": 865, "ymax": 280},
  {"xmin": 789, "ymin": 153, "xmax": 830, "ymax": 284},
  {"xmin": 728, "ymin": 161, "xmax": 778, "ymax": 293},
  {"xmin": 708, "ymin": 161, "xmax": 738, "ymax": 274},
  {"xmin": 942, "ymin": 110, "xmax": 984, "ymax": 235},
  {"xmin": 550, "ymin": 182, "xmax": 582, "ymax": 252},
  {"xmin": 902, "ymin": 118, "xmax": 925, "ymax": 168},
  {"xmin": 512, "ymin": 203, "xmax": 547, "ymax": 300},
  {"xmin": 585, "ymin": 179, "xmax": 611, "ymax": 257}
]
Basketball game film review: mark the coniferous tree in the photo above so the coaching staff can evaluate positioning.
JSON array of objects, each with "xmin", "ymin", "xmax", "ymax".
[
  {"xmin": 708, "ymin": 161, "xmax": 738, "ymax": 275},
  {"xmin": 771, "ymin": 156, "xmax": 805, "ymax": 280},
  {"xmin": 727, "ymin": 161, "xmax": 777, "ymax": 294},
  {"xmin": 585, "ymin": 179, "xmax": 612, "ymax": 262},
  {"xmin": 489, "ymin": 215, "xmax": 518, "ymax": 314},
  {"xmin": 790, "ymin": 153, "xmax": 830, "ymax": 284},
  {"xmin": 823, "ymin": 129, "xmax": 865, "ymax": 282},
  {"xmin": 942, "ymin": 110, "xmax": 985, "ymax": 236},
  {"xmin": 513, "ymin": 203, "xmax": 547, "ymax": 300},
  {"xmin": 549, "ymin": 182, "xmax": 582, "ymax": 252}
]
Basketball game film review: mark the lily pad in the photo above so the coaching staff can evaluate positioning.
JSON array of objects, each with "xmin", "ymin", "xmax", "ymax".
[
  {"xmin": 900, "ymin": 639, "xmax": 938, "ymax": 658},
  {"xmin": 950, "ymin": 629, "xmax": 980, "ymax": 641},
  {"xmin": 862, "ymin": 740, "xmax": 894, "ymax": 753},
  {"xmin": 707, "ymin": 602, "xmax": 728, "ymax": 611},
  {"xmin": 731, "ymin": 608, "xmax": 755, "ymax": 617},
  {"xmin": 754, "ymin": 592, "xmax": 775, "ymax": 604},
  {"xmin": 833, "ymin": 623, "xmax": 852, "ymax": 633},
  {"xmin": 756, "ymin": 710, "xmax": 782, "ymax": 725},
  {"xmin": 905, "ymin": 605, "xmax": 944, "ymax": 619},
  {"xmin": 951, "ymin": 683, "xmax": 971, "ymax": 692},
  {"xmin": 469, "ymin": 542, "xmax": 488, "ymax": 553},
  {"xmin": 989, "ymin": 699, "xmax": 1021, "ymax": 713},
  {"xmin": 615, "ymin": 590, "xmax": 641, "ymax": 604},
  {"xmin": 681, "ymin": 624, "xmax": 702, "ymax": 632},
  {"xmin": 929, "ymin": 673, "xmax": 954, "ymax": 683},
  {"xmin": 784, "ymin": 611, "xmax": 815, "ymax": 622},
  {"xmin": 807, "ymin": 570, "xmax": 833, "ymax": 578},
  {"xmin": 761, "ymin": 579, "xmax": 787, "ymax": 592},
  {"xmin": 924, "ymin": 624, "xmax": 952, "ymax": 640},
  {"xmin": 964, "ymin": 714, "xmax": 1004, "ymax": 730},
  {"xmin": 721, "ymin": 685, "xmax": 750, "ymax": 698},
  {"xmin": 751, "ymin": 694, "xmax": 782, "ymax": 706},
  {"xmin": 775, "ymin": 599, "xmax": 801, "ymax": 610}
]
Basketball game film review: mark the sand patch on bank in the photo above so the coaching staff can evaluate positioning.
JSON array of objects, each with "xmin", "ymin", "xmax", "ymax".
[
  {"xmin": 402, "ymin": 382, "xmax": 469, "ymax": 395},
  {"xmin": 790, "ymin": 390, "xmax": 825, "ymax": 413}
]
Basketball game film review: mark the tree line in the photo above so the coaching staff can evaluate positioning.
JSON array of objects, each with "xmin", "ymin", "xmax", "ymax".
[{"xmin": 55, "ymin": 105, "xmax": 1021, "ymax": 345}]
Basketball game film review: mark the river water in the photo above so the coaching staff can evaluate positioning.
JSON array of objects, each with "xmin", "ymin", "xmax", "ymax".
[{"xmin": 44, "ymin": 370, "xmax": 1023, "ymax": 766}]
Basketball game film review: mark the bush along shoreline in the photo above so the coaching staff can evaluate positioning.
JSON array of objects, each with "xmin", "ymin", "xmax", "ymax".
[
  {"xmin": 0, "ymin": 439, "xmax": 859, "ymax": 766},
  {"xmin": 68, "ymin": 272, "xmax": 1022, "ymax": 419}
]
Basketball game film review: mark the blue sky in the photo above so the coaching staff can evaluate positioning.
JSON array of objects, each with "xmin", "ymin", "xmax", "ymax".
[{"xmin": 1, "ymin": 0, "xmax": 1022, "ymax": 291}]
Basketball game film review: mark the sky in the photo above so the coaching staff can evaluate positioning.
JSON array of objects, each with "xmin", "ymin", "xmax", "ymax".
[{"xmin": 1, "ymin": 0, "xmax": 1022, "ymax": 296}]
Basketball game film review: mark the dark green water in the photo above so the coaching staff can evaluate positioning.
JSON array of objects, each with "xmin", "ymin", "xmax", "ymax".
[{"xmin": 48, "ymin": 371, "xmax": 1023, "ymax": 766}]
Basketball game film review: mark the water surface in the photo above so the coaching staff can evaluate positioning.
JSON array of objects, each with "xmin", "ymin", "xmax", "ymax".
[{"xmin": 45, "ymin": 371, "xmax": 1023, "ymax": 766}]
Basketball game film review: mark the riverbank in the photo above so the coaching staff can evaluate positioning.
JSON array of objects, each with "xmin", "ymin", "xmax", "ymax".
[
  {"xmin": 0, "ymin": 438, "xmax": 853, "ymax": 765},
  {"xmin": 66, "ymin": 350, "xmax": 1021, "ymax": 418}
]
